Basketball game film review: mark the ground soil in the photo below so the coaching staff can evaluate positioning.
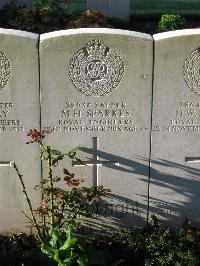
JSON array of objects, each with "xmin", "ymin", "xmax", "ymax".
[{"xmin": 64, "ymin": 16, "xmax": 200, "ymax": 35}]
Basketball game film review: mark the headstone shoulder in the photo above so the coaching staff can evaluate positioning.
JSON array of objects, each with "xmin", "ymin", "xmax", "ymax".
[
  {"xmin": 0, "ymin": 28, "xmax": 38, "ymax": 39},
  {"xmin": 40, "ymin": 28, "xmax": 152, "ymax": 41}
]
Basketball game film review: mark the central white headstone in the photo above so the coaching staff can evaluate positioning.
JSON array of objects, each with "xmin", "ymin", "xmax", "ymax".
[{"xmin": 40, "ymin": 28, "xmax": 153, "ymax": 231}]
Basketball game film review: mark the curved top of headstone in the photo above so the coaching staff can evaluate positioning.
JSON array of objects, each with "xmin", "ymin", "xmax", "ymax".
[
  {"xmin": 40, "ymin": 28, "xmax": 152, "ymax": 41},
  {"xmin": 0, "ymin": 28, "xmax": 38, "ymax": 39},
  {"xmin": 153, "ymin": 28, "xmax": 200, "ymax": 40}
]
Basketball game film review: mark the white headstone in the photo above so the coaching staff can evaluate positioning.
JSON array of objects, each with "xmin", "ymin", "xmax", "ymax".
[
  {"xmin": 0, "ymin": 29, "xmax": 40, "ymax": 233},
  {"xmin": 87, "ymin": 0, "xmax": 130, "ymax": 21},
  {"xmin": 150, "ymin": 29, "xmax": 200, "ymax": 225},
  {"xmin": 40, "ymin": 28, "xmax": 153, "ymax": 231}
]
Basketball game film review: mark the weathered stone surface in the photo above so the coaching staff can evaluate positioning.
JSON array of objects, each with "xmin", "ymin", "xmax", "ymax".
[
  {"xmin": 0, "ymin": 29, "xmax": 40, "ymax": 233},
  {"xmin": 40, "ymin": 28, "xmax": 153, "ymax": 231},
  {"xmin": 87, "ymin": 0, "xmax": 130, "ymax": 21},
  {"xmin": 150, "ymin": 29, "xmax": 200, "ymax": 225}
]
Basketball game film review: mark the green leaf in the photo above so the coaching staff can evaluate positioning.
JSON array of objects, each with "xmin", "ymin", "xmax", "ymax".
[
  {"xmin": 53, "ymin": 249, "xmax": 60, "ymax": 262},
  {"xmin": 77, "ymin": 256, "xmax": 88, "ymax": 266},
  {"xmin": 68, "ymin": 146, "xmax": 80, "ymax": 159},
  {"xmin": 40, "ymin": 244, "xmax": 55, "ymax": 259},
  {"xmin": 63, "ymin": 257, "xmax": 74, "ymax": 264},
  {"xmin": 58, "ymin": 260, "xmax": 72, "ymax": 266},
  {"xmin": 68, "ymin": 237, "xmax": 79, "ymax": 249},
  {"xmin": 57, "ymin": 154, "xmax": 64, "ymax": 161},
  {"xmin": 61, "ymin": 234, "xmax": 77, "ymax": 251},
  {"xmin": 50, "ymin": 232, "xmax": 58, "ymax": 247},
  {"xmin": 52, "ymin": 176, "xmax": 61, "ymax": 182},
  {"xmin": 40, "ymin": 179, "xmax": 48, "ymax": 184},
  {"xmin": 49, "ymin": 227, "xmax": 62, "ymax": 247},
  {"xmin": 51, "ymin": 149, "xmax": 62, "ymax": 156},
  {"xmin": 52, "ymin": 154, "xmax": 64, "ymax": 165},
  {"xmin": 68, "ymin": 152, "xmax": 76, "ymax": 159},
  {"xmin": 59, "ymin": 260, "xmax": 72, "ymax": 266},
  {"xmin": 64, "ymin": 225, "xmax": 72, "ymax": 236}
]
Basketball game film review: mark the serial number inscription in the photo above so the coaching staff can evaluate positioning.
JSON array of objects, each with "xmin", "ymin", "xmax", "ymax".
[{"xmin": 179, "ymin": 102, "xmax": 200, "ymax": 108}]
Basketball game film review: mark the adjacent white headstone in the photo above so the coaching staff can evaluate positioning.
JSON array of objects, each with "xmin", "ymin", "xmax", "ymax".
[
  {"xmin": 150, "ymin": 29, "xmax": 200, "ymax": 225},
  {"xmin": 0, "ymin": 29, "xmax": 40, "ymax": 233},
  {"xmin": 40, "ymin": 28, "xmax": 153, "ymax": 231},
  {"xmin": 87, "ymin": 0, "xmax": 130, "ymax": 21}
]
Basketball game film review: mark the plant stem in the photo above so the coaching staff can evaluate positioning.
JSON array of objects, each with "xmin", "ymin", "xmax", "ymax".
[
  {"xmin": 47, "ymin": 146, "xmax": 54, "ymax": 227},
  {"xmin": 40, "ymin": 143, "xmax": 48, "ymax": 235},
  {"xmin": 57, "ymin": 202, "xmax": 65, "ymax": 227},
  {"xmin": 13, "ymin": 162, "xmax": 42, "ymax": 243}
]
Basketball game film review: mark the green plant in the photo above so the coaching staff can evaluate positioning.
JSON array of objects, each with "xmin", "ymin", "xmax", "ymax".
[
  {"xmin": 41, "ymin": 225, "xmax": 88, "ymax": 266},
  {"xmin": 0, "ymin": 0, "xmax": 72, "ymax": 33},
  {"xmin": 158, "ymin": 14, "xmax": 186, "ymax": 31},
  {"xmin": 12, "ymin": 128, "xmax": 112, "ymax": 264},
  {"xmin": 69, "ymin": 9, "xmax": 107, "ymax": 28},
  {"xmin": 13, "ymin": 129, "xmax": 110, "ymax": 242},
  {"xmin": 136, "ymin": 216, "xmax": 199, "ymax": 266},
  {"xmin": 41, "ymin": 225, "xmax": 124, "ymax": 266},
  {"xmin": 107, "ymin": 216, "xmax": 200, "ymax": 266},
  {"xmin": 34, "ymin": 0, "xmax": 64, "ymax": 10}
]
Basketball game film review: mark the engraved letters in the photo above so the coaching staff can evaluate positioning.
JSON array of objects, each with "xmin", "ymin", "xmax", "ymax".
[
  {"xmin": 0, "ymin": 102, "xmax": 24, "ymax": 133},
  {"xmin": 45, "ymin": 100, "xmax": 149, "ymax": 133}
]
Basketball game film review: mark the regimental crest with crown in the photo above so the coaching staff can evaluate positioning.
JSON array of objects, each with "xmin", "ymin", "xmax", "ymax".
[
  {"xmin": 184, "ymin": 48, "xmax": 200, "ymax": 96},
  {"xmin": 0, "ymin": 51, "xmax": 10, "ymax": 93},
  {"xmin": 69, "ymin": 39, "xmax": 124, "ymax": 96}
]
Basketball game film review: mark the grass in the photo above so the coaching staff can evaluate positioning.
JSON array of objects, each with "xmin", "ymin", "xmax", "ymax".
[
  {"xmin": 131, "ymin": 0, "xmax": 200, "ymax": 16},
  {"xmin": 67, "ymin": 0, "xmax": 86, "ymax": 13},
  {"xmin": 67, "ymin": 0, "xmax": 200, "ymax": 17}
]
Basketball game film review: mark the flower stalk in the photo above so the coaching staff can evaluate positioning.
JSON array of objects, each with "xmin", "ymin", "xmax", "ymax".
[
  {"xmin": 47, "ymin": 145, "xmax": 54, "ymax": 227},
  {"xmin": 13, "ymin": 162, "xmax": 42, "ymax": 243}
]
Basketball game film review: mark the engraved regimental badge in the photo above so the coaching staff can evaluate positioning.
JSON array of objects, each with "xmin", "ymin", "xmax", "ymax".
[
  {"xmin": 0, "ymin": 51, "xmax": 10, "ymax": 92},
  {"xmin": 69, "ymin": 39, "xmax": 124, "ymax": 96},
  {"xmin": 184, "ymin": 48, "xmax": 200, "ymax": 96}
]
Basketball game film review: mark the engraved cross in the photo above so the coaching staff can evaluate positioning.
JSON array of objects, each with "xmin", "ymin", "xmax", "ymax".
[
  {"xmin": 185, "ymin": 157, "xmax": 200, "ymax": 163},
  {"xmin": 0, "ymin": 161, "xmax": 13, "ymax": 167},
  {"xmin": 72, "ymin": 137, "xmax": 119, "ymax": 186}
]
